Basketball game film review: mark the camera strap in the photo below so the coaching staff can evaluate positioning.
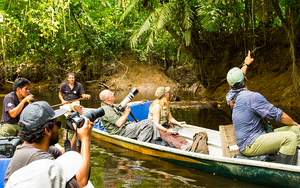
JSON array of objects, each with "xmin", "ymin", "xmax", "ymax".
[{"xmin": 102, "ymin": 102, "xmax": 122, "ymax": 116}]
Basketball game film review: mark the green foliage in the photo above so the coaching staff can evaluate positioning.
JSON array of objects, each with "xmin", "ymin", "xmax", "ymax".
[{"xmin": 1, "ymin": 0, "xmax": 300, "ymax": 91}]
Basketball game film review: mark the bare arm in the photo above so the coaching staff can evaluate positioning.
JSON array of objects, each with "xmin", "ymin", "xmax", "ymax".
[
  {"xmin": 167, "ymin": 107, "xmax": 186, "ymax": 127},
  {"xmin": 280, "ymin": 112, "xmax": 300, "ymax": 128},
  {"xmin": 127, "ymin": 101, "xmax": 144, "ymax": 106},
  {"xmin": 8, "ymin": 95, "xmax": 34, "ymax": 118},
  {"xmin": 74, "ymin": 117, "xmax": 92, "ymax": 187},
  {"xmin": 81, "ymin": 93, "xmax": 91, "ymax": 99},
  {"xmin": 241, "ymin": 50, "xmax": 254, "ymax": 75},
  {"xmin": 152, "ymin": 104, "xmax": 177, "ymax": 134},
  {"xmin": 115, "ymin": 106, "xmax": 130, "ymax": 127},
  {"xmin": 58, "ymin": 92, "xmax": 66, "ymax": 103}
]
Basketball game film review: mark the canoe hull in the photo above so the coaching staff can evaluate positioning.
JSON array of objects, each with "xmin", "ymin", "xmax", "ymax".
[
  {"xmin": 89, "ymin": 101, "xmax": 300, "ymax": 187},
  {"xmin": 92, "ymin": 129, "xmax": 300, "ymax": 187}
]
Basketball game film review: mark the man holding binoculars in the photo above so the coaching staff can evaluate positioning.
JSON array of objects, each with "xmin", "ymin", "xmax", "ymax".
[
  {"xmin": 4, "ymin": 101, "xmax": 93, "ymax": 188},
  {"xmin": 99, "ymin": 90, "xmax": 160, "ymax": 142}
]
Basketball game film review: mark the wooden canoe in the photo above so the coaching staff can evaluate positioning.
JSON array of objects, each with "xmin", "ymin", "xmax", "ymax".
[{"xmin": 86, "ymin": 101, "xmax": 300, "ymax": 187}]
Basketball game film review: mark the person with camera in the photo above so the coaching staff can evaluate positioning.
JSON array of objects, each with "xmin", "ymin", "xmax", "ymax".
[
  {"xmin": 99, "ymin": 90, "xmax": 160, "ymax": 142},
  {"xmin": 0, "ymin": 77, "xmax": 35, "ymax": 137},
  {"xmin": 59, "ymin": 73, "xmax": 91, "ymax": 115},
  {"xmin": 148, "ymin": 87, "xmax": 189, "ymax": 149},
  {"xmin": 226, "ymin": 51, "xmax": 300, "ymax": 165},
  {"xmin": 4, "ymin": 101, "xmax": 93, "ymax": 188}
]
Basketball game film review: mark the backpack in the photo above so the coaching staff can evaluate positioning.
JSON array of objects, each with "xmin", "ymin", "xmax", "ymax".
[{"xmin": 188, "ymin": 131, "xmax": 209, "ymax": 154}]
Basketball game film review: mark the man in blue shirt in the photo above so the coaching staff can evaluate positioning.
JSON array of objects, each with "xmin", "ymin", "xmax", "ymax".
[{"xmin": 226, "ymin": 51, "xmax": 300, "ymax": 165}]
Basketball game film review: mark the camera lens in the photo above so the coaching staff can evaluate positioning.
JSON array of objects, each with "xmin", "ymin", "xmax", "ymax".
[{"xmin": 82, "ymin": 107, "xmax": 105, "ymax": 122}]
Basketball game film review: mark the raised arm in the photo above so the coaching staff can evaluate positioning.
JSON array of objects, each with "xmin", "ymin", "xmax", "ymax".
[
  {"xmin": 8, "ymin": 95, "xmax": 34, "ymax": 118},
  {"xmin": 241, "ymin": 50, "xmax": 254, "ymax": 76},
  {"xmin": 73, "ymin": 117, "xmax": 92, "ymax": 187}
]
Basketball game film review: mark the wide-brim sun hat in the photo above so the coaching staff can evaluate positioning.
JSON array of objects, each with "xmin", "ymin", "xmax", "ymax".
[
  {"xmin": 155, "ymin": 87, "xmax": 170, "ymax": 99},
  {"xmin": 6, "ymin": 151, "xmax": 83, "ymax": 188},
  {"xmin": 20, "ymin": 101, "xmax": 67, "ymax": 130}
]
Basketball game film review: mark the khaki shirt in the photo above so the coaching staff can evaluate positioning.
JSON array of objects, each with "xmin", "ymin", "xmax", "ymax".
[{"xmin": 100, "ymin": 102, "xmax": 130, "ymax": 135}]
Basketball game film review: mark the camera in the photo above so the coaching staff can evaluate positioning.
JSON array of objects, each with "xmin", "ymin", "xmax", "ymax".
[
  {"xmin": 66, "ymin": 107, "xmax": 105, "ymax": 131},
  {"xmin": 116, "ymin": 88, "xmax": 139, "ymax": 111}
]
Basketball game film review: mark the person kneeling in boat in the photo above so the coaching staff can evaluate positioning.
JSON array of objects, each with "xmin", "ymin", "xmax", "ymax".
[
  {"xmin": 99, "ymin": 90, "xmax": 160, "ymax": 142},
  {"xmin": 148, "ymin": 87, "xmax": 190, "ymax": 150},
  {"xmin": 226, "ymin": 51, "xmax": 300, "ymax": 165},
  {"xmin": 4, "ymin": 101, "xmax": 93, "ymax": 188}
]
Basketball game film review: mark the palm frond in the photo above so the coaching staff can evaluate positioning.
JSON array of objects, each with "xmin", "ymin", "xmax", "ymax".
[
  {"xmin": 130, "ymin": 12, "xmax": 156, "ymax": 48},
  {"xmin": 146, "ymin": 30, "xmax": 155, "ymax": 51},
  {"xmin": 119, "ymin": 0, "xmax": 139, "ymax": 23},
  {"xmin": 177, "ymin": 44, "xmax": 182, "ymax": 61},
  {"xmin": 156, "ymin": 2, "xmax": 173, "ymax": 29},
  {"xmin": 197, "ymin": 4, "xmax": 220, "ymax": 32},
  {"xmin": 183, "ymin": 2, "xmax": 194, "ymax": 30},
  {"xmin": 183, "ymin": 29, "xmax": 191, "ymax": 46}
]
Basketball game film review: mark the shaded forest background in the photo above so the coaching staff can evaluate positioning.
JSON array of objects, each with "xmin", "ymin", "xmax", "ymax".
[{"xmin": 1, "ymin": 0, "xmax": 300, "ymax": 106}]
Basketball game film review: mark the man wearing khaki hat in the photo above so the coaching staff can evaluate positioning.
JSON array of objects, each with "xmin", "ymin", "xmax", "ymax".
[
  {"xmin": 4, "ymin": 101, "xmax": 93, "ymax": 187},
  {"xmin": 226, "ymin": 51, "xmax": 300, "ymax": 165}
]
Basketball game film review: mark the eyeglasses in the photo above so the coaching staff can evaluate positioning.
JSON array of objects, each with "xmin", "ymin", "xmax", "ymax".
[{"xmin": 56, "ymin": 121, "xmax": 62, "ymax": 129}]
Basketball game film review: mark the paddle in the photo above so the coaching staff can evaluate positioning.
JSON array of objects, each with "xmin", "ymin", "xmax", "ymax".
[
  {"xmin": 0, "ymin": 94, "xmax": 6, "ymax": 97},
  {"xmin": 51, "ymin": 98, "xmax": 85, "ymax": 108}
]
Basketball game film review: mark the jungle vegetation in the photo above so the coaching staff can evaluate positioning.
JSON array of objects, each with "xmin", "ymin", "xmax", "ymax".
[{"xmin": 1, "ymin": 0, "xmax": 300, "ymax": 93}]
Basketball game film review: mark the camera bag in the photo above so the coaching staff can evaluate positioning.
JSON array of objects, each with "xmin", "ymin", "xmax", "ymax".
[{"xmin": 0, "ymin": 136, "xmax": 22, "ymax": 158}]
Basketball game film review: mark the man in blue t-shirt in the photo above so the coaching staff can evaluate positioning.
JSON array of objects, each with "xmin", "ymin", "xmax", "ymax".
[
  {"xmin": 58, "ymin": 73, "xmax": 90, "ymax": 115},
  {"xmin": 226, "ymin": 51, "xmax": 300, "ymax": 165}
]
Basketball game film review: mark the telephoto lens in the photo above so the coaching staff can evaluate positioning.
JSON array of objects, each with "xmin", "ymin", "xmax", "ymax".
[
  {"xmin": 66, "ymin": 107, "xmax": 105, "ymax": 131},
  {"xmin": 117, "ymin": 88, "xmax": 139, "ymax": 111}
]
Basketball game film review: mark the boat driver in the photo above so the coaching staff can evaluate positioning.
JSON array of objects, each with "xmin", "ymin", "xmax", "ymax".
[
  {"xmin": 226, "ymin": 51, "xmax": 300, "ymax": 165},
  {"xmin": 58, "ymin": 73, "xmax": 91, "ymax": 115}
]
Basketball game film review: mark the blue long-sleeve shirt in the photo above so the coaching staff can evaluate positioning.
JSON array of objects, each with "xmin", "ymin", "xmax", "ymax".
[{"xmin": 226, "ymin": 88, "xmax": 283, "ymax": 151}]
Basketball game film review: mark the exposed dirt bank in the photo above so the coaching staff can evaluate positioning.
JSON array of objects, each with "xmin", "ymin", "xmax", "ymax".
[{"xmin": 2, "ymin": 48, "xmax": 300, "ymax": 108}]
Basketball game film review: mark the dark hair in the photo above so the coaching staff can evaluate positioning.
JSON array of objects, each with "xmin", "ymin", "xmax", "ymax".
[
  {"xmin": 68, "ymin": 73, "xmax": 76, "ymax": 78},
  {"xmin": 13, "ymin": 78, "xmax": 30, "ymax": 92},
  {"xmin": 18, "ymin": 121, "xmax": 54, "ymax": 144},
  {"xmin": 232, "ymin": 75, "xmax": 246, "ymax": 89}
]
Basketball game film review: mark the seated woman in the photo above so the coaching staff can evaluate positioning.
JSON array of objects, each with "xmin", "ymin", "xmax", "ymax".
[{"xmin": 148, "ymin": 87, "xmax": 190, "ymax": 149}]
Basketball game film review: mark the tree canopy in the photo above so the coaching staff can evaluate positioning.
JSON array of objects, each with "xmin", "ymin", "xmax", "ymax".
[{"xmin": 1, "ymin": 0, "xmax": 300, "ymax": 92}]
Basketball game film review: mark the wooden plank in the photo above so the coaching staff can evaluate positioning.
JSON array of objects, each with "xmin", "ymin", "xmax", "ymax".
[{"xmin": 219, "ymin": 124, "xmax": 240, "ymax": 158}]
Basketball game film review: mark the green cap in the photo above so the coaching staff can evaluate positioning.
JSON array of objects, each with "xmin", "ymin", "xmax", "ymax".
[
  {"xmin": 226, "ymin": 67, "xmax": 245, "ymax": 87},
  {"xmin": 155, "ymin": 87, "xmax": 170, "ymax": 99}
]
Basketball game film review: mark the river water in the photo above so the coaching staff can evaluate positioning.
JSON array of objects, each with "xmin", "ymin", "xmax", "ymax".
[{"xmin": 0, "ymin": 87, "xmax": 283, "ymax": 187}]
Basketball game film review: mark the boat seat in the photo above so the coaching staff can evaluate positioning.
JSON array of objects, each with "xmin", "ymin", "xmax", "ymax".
[
  {"xmin": 219, "ymin": 124, "xmax": 275, "ymax": 161},
  {"xmin": 219, "ymin": 124, "xmax": 240, "ymax": 158}
]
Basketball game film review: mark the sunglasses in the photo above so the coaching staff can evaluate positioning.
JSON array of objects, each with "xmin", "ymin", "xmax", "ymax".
[{"xmin": 56, "ymin": 121, "xmax": 62, "ymax": 129}]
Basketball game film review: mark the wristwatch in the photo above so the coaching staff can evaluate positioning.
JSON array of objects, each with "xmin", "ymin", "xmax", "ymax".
[{"xmin": 243, "ymin": 63, "xmax": 249, "ymax": 67}]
